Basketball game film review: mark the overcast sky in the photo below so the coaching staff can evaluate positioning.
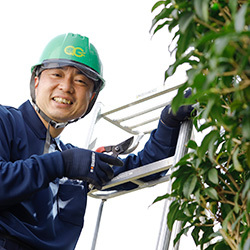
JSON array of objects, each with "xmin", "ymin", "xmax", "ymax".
[{"xmin": 0, "ymin": 1, "xmax": 198, "ymax": 249}]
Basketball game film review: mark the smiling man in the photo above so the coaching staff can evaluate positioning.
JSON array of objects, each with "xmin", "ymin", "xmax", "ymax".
[
  {"xmin": 34, "ymin": 66, "xmax": 95, "ymax": 138},
  {"xmin": 0, "ymin": 33, "xmax": 193, "ymax": 249}
]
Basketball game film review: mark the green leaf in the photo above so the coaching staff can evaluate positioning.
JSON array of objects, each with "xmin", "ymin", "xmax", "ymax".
[
  {"xmin": 194, "ymin": 189, "xmax": 200, "ymax": 204},
  {"xmin": 167, "ymin": 200, "xmax": 180, "ymax": 230},
  {"xmin": 152, "ymin": 20, "xmax": 170, "ymax": 35},
  {"xmin": 171, "ymin": 83, "xmax": 188, "ymax": 113},
  {"xmin": 194, "ymin": 0, "xmax": 209, "ymax": 22},
  {"xmin": 173, "ymin": 226, "xmax": 190, "ymax": 246},
  {"xmin": 213, "ymin": 241, "xmax": 231, "ymax": 250},
  {"xmin": 205, "ymin": 187, "xmax": 219, "ymax": 200},
  {"xmin": 235, "ymin": 4, "xmax": 248, "ymax": 32},
  {"xmin": 201, "ymin": 97, "xmax": 215, "ymax": 120},
  {"xmin": 183, "ymin": 175, "xmax": 197, "ymax": 198},
  {"xmin": 151, "ymin": 0, "xmax": 168, "ymax": 12},
  {"xmin": 231, "ymin": 211, "xmax": 245, "ymax": 231},
  {"xmin": 208, "ymin": 168, "xmax": 218, "ymax": 185},
  {"xmin": 200, "ymin": 222, "xmax": 214, "ymax": 246},
  {"xmin": 241, "ymin": 228, "xmax": 250, "ymax": 249},
  {"xmin": 197, "ymin": 130, "xmax": 219, "ymax": 160},
  {"xmin": 179, "ymin": 12, "xmax": 194, "ymax": 34},
  {"xmin": 232, "ymin": 147, "xmax": 243, "ymax": 172},
  {"xmin": 214, "ymin": 37, "xmax": 230, "ymax": 55},
  {"xmin": 187, "ymin": 140, "xmax": 198, "ymax": 150},
  {"xmin": 242, "ymin": 109, "xmax": 250, "ymax": 140},
  {"xmin": 164, "ymin": 52, "xmax": 194, "ymax": 80},
  {"xmin": 191, "ymin": 226, "xmax": 200, "ymax": 245},
  {"xmin": 152, "ymin": 193, "xmax": 170, "ymax": 204},
  {"xmin": 233, "ymin": 192, "xmax": 240, "ymax": 214},
  {"xmin": 171, "ymin": 163, "xmax": 193, "ymax": 178},
  {"xmin": 229, "ymin": 0, "xmax": 237, "ymax": 16},
  {"xmin": 242, "ymin": 179, "xmax": 250, "ymax": 198},
  {"xmin": 176, "ymin": 30, "xmax": 194, "ymax": 57},
  {"xmin": 222, "ymin": 210, "xmax": 233, "ymax": 231},
  {"xmin": 208, "ymin": 131, "xmax": 219, "ymax": 163},
  {"xmin": 151, "ymin": 5, "xmax": 175, "ymax": 32}
]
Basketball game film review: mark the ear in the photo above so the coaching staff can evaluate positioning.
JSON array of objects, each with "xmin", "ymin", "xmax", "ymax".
[{"xmin": 34, "ymin": 76, "xmax": 39, "ymax": 88}]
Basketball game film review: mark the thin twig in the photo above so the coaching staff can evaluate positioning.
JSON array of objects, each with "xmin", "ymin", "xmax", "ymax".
[
  {"xmin": 194, "ymin": 17, "xmax": 219, "ymax": 32},
  {"xmin": 217, "ymin": 161, "xmax": 240, "ymax": 191}
]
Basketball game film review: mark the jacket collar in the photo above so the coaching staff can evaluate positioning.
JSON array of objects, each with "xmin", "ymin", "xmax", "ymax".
[{"xmin": 19, "ymin": 100, "xmax": 47, "ymax": 140}]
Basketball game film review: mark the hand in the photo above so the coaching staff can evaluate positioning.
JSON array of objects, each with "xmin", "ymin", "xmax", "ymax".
[
  {"xmin": 161, "ymin": 89, "xmax": 194, "ymax": 127},
  {"xmin": 61, "ymin": 148, "xmax": 123, "ymax": 190},
  {"xmin": 160, "ymin": 104, "xmax": 193, "ymax": 127}
]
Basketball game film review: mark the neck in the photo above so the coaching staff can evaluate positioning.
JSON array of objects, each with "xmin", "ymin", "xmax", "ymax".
[
  {"xmin": 43, "ymin": 118, "xmax": 64, "ymax": 138},
  {"xmin": 33, "ymin": 106, "xmax": 64, "ymax": 138}
]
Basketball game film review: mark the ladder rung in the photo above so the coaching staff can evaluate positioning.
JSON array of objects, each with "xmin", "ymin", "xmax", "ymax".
[{"xmin": 88, "ymin": 156, "xmax": 174, "ymax": 199}]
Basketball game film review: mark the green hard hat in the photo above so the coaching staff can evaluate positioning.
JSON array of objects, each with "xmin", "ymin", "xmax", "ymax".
[
  {"xmin": 31, "ymin": 33, "xmax": 104, "ymax": 87},
  {"xmin": 30, "ymin": 33, "xmax": 105, "ymax": 119}
]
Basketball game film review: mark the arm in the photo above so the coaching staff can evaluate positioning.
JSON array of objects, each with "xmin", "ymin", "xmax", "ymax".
[
  {"xmin": 0, "ymin": 105, "xmax": 121, "ymax": 208},
  {"xmin": 0, "ymin": 152, "xmax": 65, "ymax": 207},
  {"xmin": 112, "ymin": 102, "xmax": 194, "ymax": 190},
  {"xmin": 113, "ymin": 120, "xmax": 180, "ymax": 176}
]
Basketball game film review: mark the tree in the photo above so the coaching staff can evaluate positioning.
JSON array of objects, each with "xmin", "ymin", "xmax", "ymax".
[{"xmin": 151, "ymin": 0, "xmax": 250, "ymax": 249}]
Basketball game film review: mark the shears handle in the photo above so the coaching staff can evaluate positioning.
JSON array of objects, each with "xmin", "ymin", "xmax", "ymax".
[{"xmin": 95, "ymin": 146, "xmax": 106, "ymax": 153}]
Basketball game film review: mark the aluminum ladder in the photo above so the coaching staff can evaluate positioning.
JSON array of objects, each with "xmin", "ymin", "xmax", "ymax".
[{"xmin": 87, "ymin": 84, "xmax": 193, "ymax": 250}]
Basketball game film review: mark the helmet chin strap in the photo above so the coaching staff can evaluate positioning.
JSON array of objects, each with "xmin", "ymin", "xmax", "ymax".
[
  {"xmin": 33, "ymin": 102, "xmax": 72, "ymax": 154},
  {"xmin": 33, "ymin": 103, "xmax": 69, "ymax": 129},
  {"xmin": 32, "ymin": 98, "xmax": 92, "ymax": 154}
]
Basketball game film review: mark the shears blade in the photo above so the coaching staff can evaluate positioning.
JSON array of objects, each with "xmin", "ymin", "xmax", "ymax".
[{"xmin": 96, "ymin": 136, "xmax": 134, "ymax": 157}]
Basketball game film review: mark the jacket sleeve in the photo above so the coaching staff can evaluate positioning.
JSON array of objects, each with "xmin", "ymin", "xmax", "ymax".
[
  {"xmin": 112, "ymin": 120, "xmax": 180, "ymax": 190},
  {"xmin": 0, "ymin": 107, "xmax": 65, "ymax": 208}
]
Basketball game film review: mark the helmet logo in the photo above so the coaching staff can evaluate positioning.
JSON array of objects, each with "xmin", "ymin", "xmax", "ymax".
[{"xmin": 64, "ymin": 46, "xmax": 86, "ymax": 57}]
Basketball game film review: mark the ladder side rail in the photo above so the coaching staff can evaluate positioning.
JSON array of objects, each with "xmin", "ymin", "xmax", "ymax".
[
  {"xmin": 156, "ymin": 120, "xmax": 193, "ymax": 250},
  {"xmin": 85, "ymin": 102, "xmax": 103, "ymax": 149},
  {"xmin": 91, "ymin": 199, "xmax": 106, "ymax": 250}
]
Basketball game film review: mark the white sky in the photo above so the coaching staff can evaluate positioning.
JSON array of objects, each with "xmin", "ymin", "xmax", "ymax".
[{"xmin": 0, "ymin": 1, "xmax": 198, "ymax": 249}]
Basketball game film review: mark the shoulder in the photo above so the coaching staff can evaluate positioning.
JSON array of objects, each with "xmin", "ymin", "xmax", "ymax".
[{"xmin": 0, "ymin": 104, "xmax": 22, "ymax": 125}]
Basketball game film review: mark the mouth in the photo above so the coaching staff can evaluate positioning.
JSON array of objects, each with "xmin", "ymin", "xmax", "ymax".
[{"xmin": 53, "ymin": 97, "xmax": 73, "ymax": 105}]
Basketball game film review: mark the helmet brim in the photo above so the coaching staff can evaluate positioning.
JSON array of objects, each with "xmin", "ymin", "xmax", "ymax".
[{"xmin": 35, "ymin": 59, "xmax": 105, "ymax": 90}]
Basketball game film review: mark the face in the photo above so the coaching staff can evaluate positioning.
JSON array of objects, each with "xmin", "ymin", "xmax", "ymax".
[{"xmin": 34, "ymin": 66, "xmax": 95, "ymax": 123}]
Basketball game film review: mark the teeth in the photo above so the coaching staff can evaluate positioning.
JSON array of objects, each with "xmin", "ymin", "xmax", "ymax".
[{"xmin": 53, "ymin": 97, "xmax": 72, "ymax": 104}]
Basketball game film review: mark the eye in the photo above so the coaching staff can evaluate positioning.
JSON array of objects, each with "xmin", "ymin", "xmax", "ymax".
[
  {"xmin": 74, "ymin": 78, "xmax": 86, "ymax": 85},
  {"xmin": 49, "ymin": 69, "xmax": 63, "ymax": 78},
  {"xmin": 53, "ymin": 73, "xmax": 61, "ymax": 77},
  {"xmin": 76, "ymin": 78, "xmax": 85, "ymax": 83},
  {"xmin": 74, "ymin": 75, "xmax": 93, "ymax": 87}
]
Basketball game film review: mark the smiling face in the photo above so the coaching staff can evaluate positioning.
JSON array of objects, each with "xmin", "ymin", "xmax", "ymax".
[{"xmin": 34, "ymin": 66, "xmax": 95, "ymax": 124}]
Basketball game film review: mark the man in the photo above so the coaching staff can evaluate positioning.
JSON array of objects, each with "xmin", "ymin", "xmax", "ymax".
[{"xmin": 0, "ymin": 33, "xmax": 193, "ymax": 250}]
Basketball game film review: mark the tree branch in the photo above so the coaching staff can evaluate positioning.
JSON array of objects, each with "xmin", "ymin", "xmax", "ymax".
[{"xmin": 219, "ymin": 229, "xmax": 237, "ymax": 250}]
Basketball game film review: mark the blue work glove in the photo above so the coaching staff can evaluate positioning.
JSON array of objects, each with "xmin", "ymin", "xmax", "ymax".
[
  {"xmin": 160, "ymin": 104, "xmax": 193, "ymax": 127},
  {"xmin": 161, "ymin": 89, "xmax": 194, "ymax": 128},
  {"xmin": 62, "ymin": 148, "xmax": 123, "ymax": 190}
]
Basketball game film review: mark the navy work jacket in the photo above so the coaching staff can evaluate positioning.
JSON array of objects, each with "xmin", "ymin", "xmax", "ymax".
[{"xmin": 0, "ymin": 100, "xmax": 180, "ymax": 250}]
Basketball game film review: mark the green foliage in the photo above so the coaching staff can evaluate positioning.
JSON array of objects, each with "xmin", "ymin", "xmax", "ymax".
[{"xmin": 151, "ymin": 0, "xmax": 250, "ymax": 249}]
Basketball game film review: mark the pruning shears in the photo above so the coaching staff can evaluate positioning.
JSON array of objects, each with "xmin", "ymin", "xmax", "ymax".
[
  {"xmin": 88, "ymin": 137, "xmax": 134, "ymax": 191},
  {"xmin": 96, "ymin": 136, "xmax": 134, "ymax": 158}
]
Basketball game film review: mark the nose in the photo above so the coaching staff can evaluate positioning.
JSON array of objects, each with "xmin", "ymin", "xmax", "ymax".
[{"xmin": 58, "ymin": 77, "xmax": 74, "ymax": 93}]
